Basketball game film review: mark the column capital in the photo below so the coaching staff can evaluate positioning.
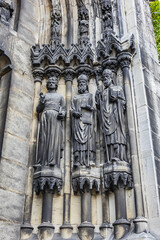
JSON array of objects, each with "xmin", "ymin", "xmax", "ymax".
[
  {"xmin": 32, "ymin": 68, "xmax": 44, "ymax": 83},
  {"xmin": 102, "ymin": 57, "xmax": 118, "ymax": 74},
  {"xmin": 117, "ymin": 52, "xmax": 132, "ymax": 69},
  {"xmin": 63, "ymin": 68, "xmax": 75, "ymax": 83}
]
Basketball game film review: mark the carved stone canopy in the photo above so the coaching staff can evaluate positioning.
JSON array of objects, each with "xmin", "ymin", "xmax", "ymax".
[{"xmin": 103, "ymin": 160, "xmax": 133, "ymax": 191}]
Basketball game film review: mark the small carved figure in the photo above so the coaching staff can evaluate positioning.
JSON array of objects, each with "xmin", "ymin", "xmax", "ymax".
[
  {"xmin": 51, "ymin": 5, "xmax": 61, "ymax": 40},
  {"xmin": 95, "ymin": 69, "xmax": 127, "ymax": 162},
  {"xmin": 79, "ymin": 19, "xmax": 89, "ymax": 37},
  {"xmin": 71, "ymin": 74, "xmax": 96, "ymax": 167},
  {"xmin": 36, "ymin": 76, "xmax": 65, "ymax": 167},
  {"xmin": 100, "ymin": 0, "xmax": 113, "ymax": 31}
]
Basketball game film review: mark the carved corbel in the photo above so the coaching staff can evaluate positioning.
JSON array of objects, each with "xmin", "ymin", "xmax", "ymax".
[
  {"xmin": 117, "ymin": 51, "xmax": 132, "ymax": 69},
  {"xmin": 76, "ymin": 64, "xmax": 93, "ymax": 78},
  {"xmin": 45, "ymin": 65, "xmax": 62, "ymax": 79},
  {"xmin": 32, "ymin": 68, "xmax": 44, "ymax": 83},
  {"xmin": 63, "ymin": 67, "xmax": 75, "ymax": 83}
]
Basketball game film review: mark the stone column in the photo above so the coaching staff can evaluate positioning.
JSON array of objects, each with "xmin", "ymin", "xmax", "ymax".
[
  {"xmin": 38, "ymin": 187, "xmax": 55, "ymax": 240},
  {"xmin": 113, "ymin": 182, "xmax": 130, "ymax": 239},
  {"xmin": 100, "ymin": 191, "xmax": 112, "ymax": 239},
  {"xmin": 78, "ymin": 184, "xmax": 95, "ymax": 240},
  {"xmin": 60, "ymin": 68, "xmax": 74, "ymax": 239},
  {"xmin": 117, "ymin": 52, "xmax": 146, "ymax": 232},
  {"xmin": 21, "ymin": 69, "xmax": 43, "ymax": 240}
]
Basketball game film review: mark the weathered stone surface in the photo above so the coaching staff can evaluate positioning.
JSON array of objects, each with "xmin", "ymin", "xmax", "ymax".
[
  {"xmin": 10, "ymin": 70, "xmax": 34, "ymax": 97},
  {"xmin": 2, "ymin": 133, "xmax": 29, "ymax": 166},
  {"xmin": 0, "ymin": 158, "xmax": 27, "ymax": 193},
  {"xmin": 7, "ymin": 88, "xmax": 33, "ymax": 118},
  {"xmin": 0, "ymin": 222, "xmax": 21, "ymax": 240},
  {"xmin": 5, "ymin": 109, "xmax": 31, "ymax": 141},
  {"xmin": 0, "ymin": 188, "xmax": 25, "ymax": 223}
]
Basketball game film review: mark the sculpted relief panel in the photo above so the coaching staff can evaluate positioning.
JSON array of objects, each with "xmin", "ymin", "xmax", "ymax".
[{"xmin": 25, "ymin": 0, "xmax": 150, "ymax": 240}]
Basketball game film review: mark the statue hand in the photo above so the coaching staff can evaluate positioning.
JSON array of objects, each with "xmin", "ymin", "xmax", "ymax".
[
  {"xmin": 57, "ymin": 112, "xmax": 64, "ymax": 120},
  {"xmin": 40, "ymin": 92, "xmax": 45, "ymax": 103},
  {"xmin": 73, "ymin": 111, "xmax": 82, "ymax": 118},
  {"xmin": 82, "ymin": 105, "xmax": 93, "ymax": 111}
]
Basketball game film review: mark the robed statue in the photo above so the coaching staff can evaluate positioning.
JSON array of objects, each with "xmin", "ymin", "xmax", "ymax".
[
  {"xmin": 36, "ymin": 76, "xmax": 66, "ymax": 167},
  {"xmin": 71, "ymin": 74, "xmax": 96, "ymax": 167},
  {"xmin": 95, "ymin": 69, "xmax": 127, "ymax": 162}
]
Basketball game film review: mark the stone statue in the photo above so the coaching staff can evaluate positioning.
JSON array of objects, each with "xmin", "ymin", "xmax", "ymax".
[
  {"xmin": 95, "ymin": 69, "xmax": 127, "ymax": 162},
  {"xmin": 51, "ymin": 7, "xmax": 61, "ymax": 39},
  {"xmin": 71, "ymin": 74, "xmax": 96, "ymax": 167},
  {"xmin": 36, "ymin": 76, "xmax": 65, "ymax": 167}
]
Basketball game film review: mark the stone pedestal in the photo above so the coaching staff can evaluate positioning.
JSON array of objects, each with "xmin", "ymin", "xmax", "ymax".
[
  {"xmin": 133, "ymin": 217, "xmax": 148, "ymax": 234},
  {"xmin": 38, "ymin": 222, "xmax": 55, "ymax": 240},
  {"xmin": 113, "ymin": 219, "xmax": 130, "ymax": 239},
  {"xmin": 99, "ymin": 222, "xmax": 112, "ymax": 239},
  {"xmin": 78, "ymin": 222, "xmax": 95, "ymax": 240},
  {"xmin": 60, "ymin": 224, "xmax": 73, "ymax": 239},
  {"xmin": 20, "ymin": 223, "xmax": 34, "ymax": 240}
]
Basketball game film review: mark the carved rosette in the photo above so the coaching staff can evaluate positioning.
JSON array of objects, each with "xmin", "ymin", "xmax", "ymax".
[{"xmin": 103, "ymin": 160, "xmax": 133, "ymax": 191}]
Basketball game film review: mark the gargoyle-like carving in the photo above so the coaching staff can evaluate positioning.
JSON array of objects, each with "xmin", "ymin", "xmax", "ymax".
[{"xmin": 0, "ymin": 0, "xmax": 13, "ymax": 25}]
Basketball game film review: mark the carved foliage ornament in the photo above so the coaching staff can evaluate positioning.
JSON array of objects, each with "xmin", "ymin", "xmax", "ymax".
[
  {"xmin": 72, "ymin": 177, "xmax": 100, "ymax": 194},
  {"xmin": 34, "ymin": 177, "xmax": 62, "ymax": 194}
]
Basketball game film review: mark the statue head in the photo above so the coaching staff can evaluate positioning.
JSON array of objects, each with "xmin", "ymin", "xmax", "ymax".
[
  {"xmin": 80, "ymin": 20, "xmax": 89, "ymax": 34},
  {"xmin": 77, "ymin": 74, "xmax": 89, "ymax": 94},
  {"xmin": 102, "ymin": 69, "xmax": 113, "ymax": 88},
  {"xmin": 47, "ymin": 76, "xmax": 58, "ymax": 91}
]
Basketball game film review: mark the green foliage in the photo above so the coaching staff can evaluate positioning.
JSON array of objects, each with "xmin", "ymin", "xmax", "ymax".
[{"xmin": 150, "ymin": 0, "xmax": 160, "ymax": 61}]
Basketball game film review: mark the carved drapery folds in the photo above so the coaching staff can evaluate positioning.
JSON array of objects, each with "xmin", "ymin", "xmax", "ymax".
[
  {"xmin": 30, "ymin": 0, "xmax": 139, "ymax": 239},
  {"xmin": 0, "ymin": 0, "xmax": 13, "ymax": 25}
]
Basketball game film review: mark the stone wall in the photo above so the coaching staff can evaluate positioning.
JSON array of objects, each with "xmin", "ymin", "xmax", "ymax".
[{"xmin": 0, "ymin": 0, "xmax": 160, "ymax": 240}]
